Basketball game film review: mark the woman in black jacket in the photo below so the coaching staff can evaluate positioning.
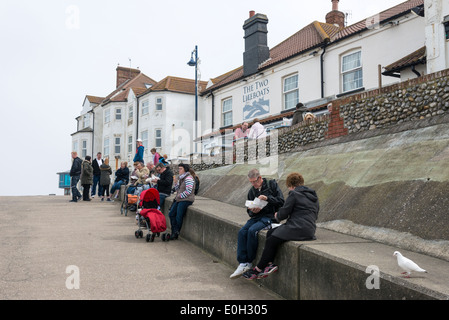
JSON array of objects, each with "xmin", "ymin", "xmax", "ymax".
[{"xmin": 243, "ymin": 172, "xmax": 319, "ymax": 280}]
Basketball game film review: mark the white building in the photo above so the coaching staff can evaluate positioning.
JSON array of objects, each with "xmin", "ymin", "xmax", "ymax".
[
  {"xmin": 196, "ymin": 0, "xmax": 429, "ymax": 152},
  {"xmin": 71, "ymin": 66, "xmax": 206, "ymax": 171}
]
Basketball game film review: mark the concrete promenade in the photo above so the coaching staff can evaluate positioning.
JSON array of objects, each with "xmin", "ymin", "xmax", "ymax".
[{"xmin": 0, "ymin": 196, "xmax": 279, "ymax": 300}]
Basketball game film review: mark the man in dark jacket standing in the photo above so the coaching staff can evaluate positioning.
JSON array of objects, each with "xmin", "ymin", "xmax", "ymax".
[
  {"xmin": 154, "ymin": 162, "xmax": 173, "ymax": 208},
  {"xmin": 91, "ymin": 152, "xmax": 103, "ymax": 198},
  {"xmin": 291, "ymin": 102, "xmax": 307, "ymax": 126},
  {"xmin": 69, "ymin": 151, "xmax": 83, "ymax": 202},
  {"xmin": 230, "ymin": 168, "xmax": 284, "ymax": 279}
]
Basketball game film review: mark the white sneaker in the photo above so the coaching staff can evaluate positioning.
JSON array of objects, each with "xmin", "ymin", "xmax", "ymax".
[{"xmin": 230, "ymin": 263, "xmax": 252, "ymax": 279}]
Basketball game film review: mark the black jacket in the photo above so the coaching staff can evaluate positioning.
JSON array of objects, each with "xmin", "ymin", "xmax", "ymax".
[
  {"xmin": 271, "ymin": 185, "xmax": 319, "ymax": 241},
  {"xmin": 247, "ymin": 178, "xmax": 284, "ymax": 220},
  {"xmin": 70, "ymin": 157, "xmax": 82, "ymax": 177},
  {"xmin": 114, "ymin": 167, "xmax": 130, "ymax": 184},
  {"xmin": 157, "ymin": 167, "xmax": 174, "ymax": 196},
  {"xmin": 91, "ymin": 158, "xmax": 103, "ymax": 176}
]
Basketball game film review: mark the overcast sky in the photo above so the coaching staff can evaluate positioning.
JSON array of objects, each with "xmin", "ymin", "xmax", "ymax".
[{"xmin": 0, "ymin": 0, "xmax": 406, "ymax": 196}]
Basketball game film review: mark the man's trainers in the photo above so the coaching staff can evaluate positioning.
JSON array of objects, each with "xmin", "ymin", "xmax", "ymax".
[
  {"xmin": 230, "ymin": 263, "xmax": 252, "ymax": 279},
  {"xmin": 260, "ymin": 263, "xmax": 279, "ymax": 278},
  {"xmin": 242, "ymin": 267, "xmax": 264, "ymax": 280}
]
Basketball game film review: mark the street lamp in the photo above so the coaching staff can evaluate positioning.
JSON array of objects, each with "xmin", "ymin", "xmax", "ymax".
[{"xmin": 187, "ymin": 45, "xmax": 198, "ymax": 152}]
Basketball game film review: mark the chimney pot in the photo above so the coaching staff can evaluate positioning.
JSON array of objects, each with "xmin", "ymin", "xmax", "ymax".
[
  {"xmin": 332, "ymin": 0, "xmax": 339, "ymax": 11},
  {"xmin": 249, "ymin": 10, "xmax": 255, "ymax": 18}
]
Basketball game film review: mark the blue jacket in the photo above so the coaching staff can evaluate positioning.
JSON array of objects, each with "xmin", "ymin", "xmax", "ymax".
[{"xmin": 133, "ymin": 145, "xmax": 144, "ymax": 163}]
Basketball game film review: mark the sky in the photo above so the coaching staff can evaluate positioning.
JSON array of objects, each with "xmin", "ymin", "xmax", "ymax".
[{"xmin": 0, "ymin": 0, "xmax": 407, "ymax": 196}]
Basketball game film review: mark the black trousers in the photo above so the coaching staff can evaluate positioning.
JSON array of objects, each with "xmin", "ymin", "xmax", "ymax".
[
  {"xmin": 101, "ymin": 184, "xmax": 110, "ymax": 197},
  {"xmin": 82, "ymin": 184, "xmax": 91, "ymax": 200},
  {"xmin": 256, "ymin": 228, "xmax": 286, "ymax": 270}
]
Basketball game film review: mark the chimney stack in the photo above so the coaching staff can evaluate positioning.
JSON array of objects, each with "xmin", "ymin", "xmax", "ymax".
[
  {"xmin": 243, "ymin": 12, "xmax": 270, "ymax": 77},
  {"xmin": 326, "ymin": 0, "xmax": 345, "ymax": 28},
  {"xmin": 116, "ymin": 66, "xmax": 141, "ymax": 88}
]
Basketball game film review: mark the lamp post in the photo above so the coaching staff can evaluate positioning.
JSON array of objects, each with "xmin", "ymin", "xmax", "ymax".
[{"xmin": 187, "ymin": 45, "xmax": 198, "ymax": 153}]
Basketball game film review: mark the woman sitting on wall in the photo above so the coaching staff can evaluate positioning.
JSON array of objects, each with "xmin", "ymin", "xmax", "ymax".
[
  {"xmin": 168, "ymin": 163, "xmax": 195, "ymax": 240},
  {"xmin": 243, "ymin": 172, "xmax": 319, "ymax": 280}
]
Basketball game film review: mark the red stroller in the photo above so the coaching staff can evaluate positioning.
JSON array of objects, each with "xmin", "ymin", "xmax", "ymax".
[{"xmin": 134, "ymin": 188, "xmax": 170, "ymax": 242}]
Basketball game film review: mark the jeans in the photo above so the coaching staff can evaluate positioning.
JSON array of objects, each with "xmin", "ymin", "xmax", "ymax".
[
  {"xmin": 168, "ymin": 200, "xmax": 193, "ymax": 234},
  {"xmin": 237, "ymin": 216, "xmax": 272, "ymax": 264},
  {"xmin": 70, "ymin": 175, "xmax": 81, "ymax": 200},
  {"xmin": 159, "ymin": 193, "xmax": 168, "ymax": 209},
  {"xmin": 110, "ymin": 180, "xmax": 125, "ymax": 194},
  {"xmin": 91, "ymin": 175, "xmax": 103, "ymax": 196}
]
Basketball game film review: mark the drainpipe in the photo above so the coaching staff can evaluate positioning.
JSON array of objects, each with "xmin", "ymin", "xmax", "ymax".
[
  {"xmin": 211, "ymin": 92, "xmax": 215, "ymax": 131},
  {"xmin": 320, "ymin": 43, "xmax": 328, "ymax": 99},
  {"xmin": 411, "ymin": 65, "xmax": 421, "ymax": 77},
  {"xmin": 92, "ymin": 110, "xmax": 95, "ymax": 157},
  {"xmin": 135, "ymin": 96, "xmax": 140, "ymax": 142}
]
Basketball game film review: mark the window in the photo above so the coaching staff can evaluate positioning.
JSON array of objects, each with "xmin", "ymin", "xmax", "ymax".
[
  {"xmin": 104, "ymin": 137, "xmax": 110, "ymax": 157},
  {"xmin": 142, "ymin": 100, "xmax": 149, "ymax": 115},
  {"xmin": 73, "ymin": 140, "xmax": 78, "ymax": 154},
  {"xmin": 444, "ymin": 19, "xmax": 449, "ymax": 40},
  {"xmin": 81, "ymin": 140, "xmax": 87, "ymax": 158},
  {"xmin": 128, "ymin": 135, "xmax": 133, "ymax": 153},
  {"xmin": 83, "ymin": 114, "xmax": 89, "ymax": 128},
  {"xmin": 222, "ymin": 98, "xmax": 232, "ymax": 127},
  {"xmin": 155, "ymin": 129, "xmax": 162, "ymax": 148},
  {"xmin": 115, "ymin": 137, "xmax": 121, "ymax": 154},
  {"xmin": 156, "ymin": 97, "xmax": 163, "ymax": 111},
  {"xmin": 115, "ymin": 108, "xmax": 122, "ymax": 120},
  {"xmin": 104, "ymin": 109, "xmax": 110, "ymax": 123},
  {"xmin": 283, "ymin": 74, "xmax": 299, "ymax": 110},
  {"xmin": 342, "ymin": 51, "xmax": 363, "ymax": 93},
  {"xmin": 141, "ymin": 130, "xmax": 148, "ymax": 150},
  {"xmin": 128, "ymin": 105, "xmax": 133, "ymax": 119}
]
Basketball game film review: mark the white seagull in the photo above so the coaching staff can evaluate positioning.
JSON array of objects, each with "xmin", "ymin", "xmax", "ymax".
[{"xmin": 393, "ymin": 251, "xmax": 427, "ymax": 278}]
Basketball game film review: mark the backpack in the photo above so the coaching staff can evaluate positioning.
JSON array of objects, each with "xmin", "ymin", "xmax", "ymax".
[{"xmin": 268, "ymin": 179, "xmax": 282, "ymax": 212}]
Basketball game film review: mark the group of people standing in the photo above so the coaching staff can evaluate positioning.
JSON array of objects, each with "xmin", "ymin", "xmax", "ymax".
[{"xmin": 69, "ymin": 151, "xmax": 117, "ymax": 202}]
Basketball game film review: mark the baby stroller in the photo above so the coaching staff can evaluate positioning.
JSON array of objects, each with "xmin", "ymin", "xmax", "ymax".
[
  {"xmin": 120, "ymin": 176, "xmax": 141, "ymax": 216},
  {"xmin": 134, "ymin": 188, "xmax": 170, "ymax": 242}
]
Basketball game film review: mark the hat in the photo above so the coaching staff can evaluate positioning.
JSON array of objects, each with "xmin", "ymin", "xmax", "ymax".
[{"xmin": 136, "ymin": 138, "xmax": 142, "ymax": 142}]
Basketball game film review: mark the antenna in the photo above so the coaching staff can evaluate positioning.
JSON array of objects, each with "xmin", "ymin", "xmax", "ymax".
[{"xmin": 343, "ymin": 10, "xmax": 352, "ymax": 27}]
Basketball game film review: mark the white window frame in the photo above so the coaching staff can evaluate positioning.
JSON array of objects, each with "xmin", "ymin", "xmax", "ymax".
[
  {"xmin": 83, "ymin": 114, "xmax": 89, "ymax": 128},
  {"xmin": 283, "ymin": 74, "xmax": 299, "ymax": 110},
  {"xmin": 127, "ymin": 135, "xmax": 133, "ymax": 154},
  {"xmin": 155, "ymin": 97, "xmax": 163, "ymax": 111},
  {"xmin": 115, "ymin": 108, "xmax": 122, "ymax": 120},
  {"xmin": 222, "ymin": 98, "xmax": 233, "ymax": 127},
  {"xmin": 341, "ymin": 50, "xmax": 363, "ymax": 93},
  {"xmin": 141, "ymin": 130, "xmax": 148, "ymax": 150},
  {"xmin": 104, "ymin": 137, "xmax": 110, "ymax": 158},
  {"xmin": 142, "ymin": 100, "xmax": 149, "ymax": 115},
  {"xmin": 81, "ymin": 140, "xmax": 87, "ymax": 158},
  {"xmin": 73, "ymin": 140, "xmax": 79, "ymax": 154},
  {"xmin": 128, "ymin": 105, "xmax": 133, "ymax": 119},
  {"xmin": 155, "ymin": 129, "xmax": 162, "ymax": 148},
  {"xmin": 104, "ymin": 109, "xmax": 110, "ymax": 123}
]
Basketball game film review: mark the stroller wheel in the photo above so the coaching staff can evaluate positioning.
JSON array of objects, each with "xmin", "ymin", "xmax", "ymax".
[
  {"xmin": 139, "ymin": 230, "xmax": 143, "ymax": 238},
  {"xmin": 146, "ymin": 234, "xmax": 151, "ymax": 242},
  {"xmin": 151, "ymin": 234, "xmax": 156, "ymax": 242},
  {"xmin": 135, "ymin": 230, "xmax": 140, "ymax": 239}
]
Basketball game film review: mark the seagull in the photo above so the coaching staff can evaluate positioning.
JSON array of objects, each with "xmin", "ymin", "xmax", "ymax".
[{"xmin": 393, "ymin": 251, "xmax": 427, "ymax": 278}]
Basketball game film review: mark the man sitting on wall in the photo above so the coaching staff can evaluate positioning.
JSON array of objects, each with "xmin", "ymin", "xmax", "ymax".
[{"xmin": 230, "ymin": 168, "xmax": 284, "ymax": 279}]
